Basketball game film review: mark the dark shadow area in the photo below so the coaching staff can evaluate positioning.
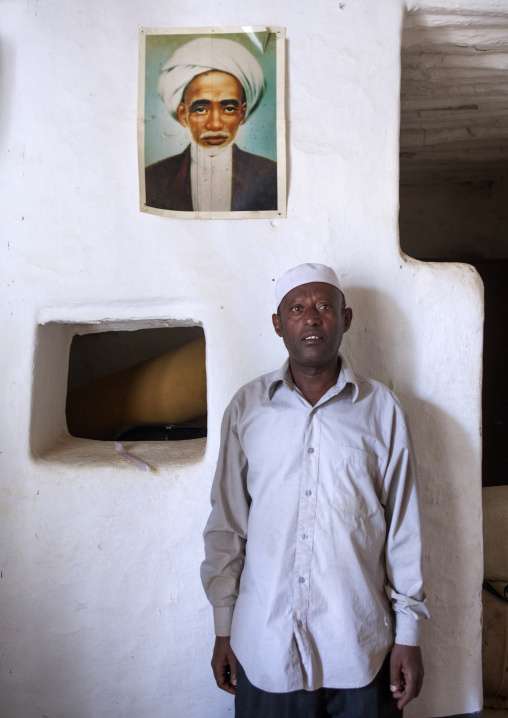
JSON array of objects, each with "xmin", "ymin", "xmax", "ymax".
[{"xmin": 474, "ymin": 260, "xmax": 508, "ymax": 487}]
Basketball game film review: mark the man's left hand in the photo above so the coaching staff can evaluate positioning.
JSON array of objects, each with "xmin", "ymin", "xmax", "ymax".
[{"xmin": 389, "ymin": 644, "xmax": 424, "ymax": 709}]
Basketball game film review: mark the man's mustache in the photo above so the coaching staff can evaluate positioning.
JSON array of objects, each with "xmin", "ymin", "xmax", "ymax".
[{"xmin": 199, "ymin": 130, "xmax": 231, "ymax": 140}]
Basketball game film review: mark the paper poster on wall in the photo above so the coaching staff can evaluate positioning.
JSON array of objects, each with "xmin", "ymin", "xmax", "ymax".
[{"xmin": 138, "ymin": 26, "xmax": 286, "ymax": 220}]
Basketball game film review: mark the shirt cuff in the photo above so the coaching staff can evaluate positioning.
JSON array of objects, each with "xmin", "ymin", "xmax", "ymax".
[
  {"xmin": 213, "ymin": 605, "xmax": 235, "ymax": 636},
  {"xmin": 394, "ymin": 615, "xmax": 421, "ymax": 646}
]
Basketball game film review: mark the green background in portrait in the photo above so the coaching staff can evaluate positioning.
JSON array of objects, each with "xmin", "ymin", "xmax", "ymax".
[{"xmin": 144, "ymin": 31, "xmax": 277, "ymax": 167}]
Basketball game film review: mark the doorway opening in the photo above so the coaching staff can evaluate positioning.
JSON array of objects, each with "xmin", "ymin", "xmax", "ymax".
[{"xmin": 399, "ymin": 9, "xmax": 508, "ymax": 487}]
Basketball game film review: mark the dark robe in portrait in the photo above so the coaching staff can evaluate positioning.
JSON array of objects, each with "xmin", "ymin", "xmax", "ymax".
[{"xmin": 145, "ymin": 144, "xmax": 278, "ymax": 212}]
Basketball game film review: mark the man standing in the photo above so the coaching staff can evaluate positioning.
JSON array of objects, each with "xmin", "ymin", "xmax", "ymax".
[
  {"xmin": 145, "ymin": 38, "xmax": 277, "ymax": 213},
  {"xmin": 201, "ymin": 263, "xmax": 429, "ymax": 717}
]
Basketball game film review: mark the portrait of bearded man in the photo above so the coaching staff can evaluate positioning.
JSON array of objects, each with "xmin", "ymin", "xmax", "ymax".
[{"xmin": 143, "ymin": 36, "xmax": 279, "ymax": 215}]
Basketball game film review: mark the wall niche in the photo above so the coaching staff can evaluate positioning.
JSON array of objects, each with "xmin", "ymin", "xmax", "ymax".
[{"xmin": 31, "ymin": 319, "xmax": 207, "ymax": 466}]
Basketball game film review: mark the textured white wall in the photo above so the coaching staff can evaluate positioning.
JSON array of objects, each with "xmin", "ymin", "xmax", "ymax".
[{"xmin": 0, "ymin": 0, "xmax": 488, "ymax": 716}]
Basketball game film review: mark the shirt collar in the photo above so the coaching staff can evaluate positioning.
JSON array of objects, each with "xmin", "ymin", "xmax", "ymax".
[{"xmin": 268, "ymin": 352, "xmax": 360, "ymax": 403}]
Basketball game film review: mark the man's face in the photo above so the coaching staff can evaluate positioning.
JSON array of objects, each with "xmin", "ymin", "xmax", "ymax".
[
  {"xmin": 272, "ymin": 282, "xmax": 352, "ymax": 372},
  {"xmin": 177, "ymin": 70, "xmax": 246, "ymax": 150}
]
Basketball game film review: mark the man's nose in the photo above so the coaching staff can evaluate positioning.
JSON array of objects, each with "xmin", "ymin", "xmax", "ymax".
[
  {"xmin": 304, "ymin": 308, "xmax": 321, "ymax": 325},
  {"xmin": 207, "ymin": 106, "xmax": 222, "ymax": 130}
]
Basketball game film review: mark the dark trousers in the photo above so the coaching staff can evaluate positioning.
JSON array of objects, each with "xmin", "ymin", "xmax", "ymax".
[{"xmin": 235, "ymin": 653, "xmax": 402, "ymax": 718}]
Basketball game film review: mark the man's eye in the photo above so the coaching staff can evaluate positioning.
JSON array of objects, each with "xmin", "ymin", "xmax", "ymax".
[
  {"xmin": 290, "ymin": 306, "xmax": 302, "ymax": 312},
  {"xmin": 223, "ymin": 106, "xmax": 237, "ymax": 113},
  {"xmin": 318, "ymin": 304, "xmax": 330, "ymax": 310},
  {"xmin": 192, "ymin": 106, "xmax": 207, "ymax": 114}
]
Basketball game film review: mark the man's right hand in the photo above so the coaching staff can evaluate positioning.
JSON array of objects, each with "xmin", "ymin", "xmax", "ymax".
[{"xmin": 211, "ymin": 636, "xmax": 238, "ymax": 694}]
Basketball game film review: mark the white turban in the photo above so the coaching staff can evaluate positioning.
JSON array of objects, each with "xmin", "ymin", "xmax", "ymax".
[
  {"xmin": 158, "ymin": 38, "xmax": 266, "ymax": 121},
  {"xmin": 275, "ymin": 263, "xmax": 342, "ymax": 309}
]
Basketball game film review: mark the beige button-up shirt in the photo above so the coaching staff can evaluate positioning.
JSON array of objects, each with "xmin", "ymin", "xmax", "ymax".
[{"xmin": 201, "ymin": 354, "xmax": 428, "ymax": 692}]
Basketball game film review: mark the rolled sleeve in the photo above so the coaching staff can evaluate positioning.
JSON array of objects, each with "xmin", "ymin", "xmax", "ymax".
[
  {"xmin": 213, "ymin": 606, "xmax": 235, "ymax": 636},
  {"xmin": 393, "ymin": 612, "xmax": 422, "ymax": 646}
]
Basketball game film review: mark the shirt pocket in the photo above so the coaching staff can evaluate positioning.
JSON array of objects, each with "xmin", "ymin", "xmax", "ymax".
[{"xmin": 333, "ymin": 448, "xmax": 382, "ymax": 520}]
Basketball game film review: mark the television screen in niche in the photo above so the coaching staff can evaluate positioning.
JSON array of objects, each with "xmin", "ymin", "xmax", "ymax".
[
  {"xmin": 138, "ymin": 26, "xmax": 286, "ymax": 220},
  {"xmin": 66, "ymin": 327, "xmax": 206, "ymax": 441}
]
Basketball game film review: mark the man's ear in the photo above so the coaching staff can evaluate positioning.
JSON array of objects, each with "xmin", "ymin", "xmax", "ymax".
[
  {"xmin": 343, "ymin": 307, "xmax": 353, "ymax": 333},
  {"xmin": 272, "ymin": 313, "xmax": 283, "ymax": 337},
  {"xmin": 177, "ymin": 102, "xmax": 188, "ymax": 128},
  {"xmin": 240, "ymin": 102, "xmax": 247, "ymax": 124}
]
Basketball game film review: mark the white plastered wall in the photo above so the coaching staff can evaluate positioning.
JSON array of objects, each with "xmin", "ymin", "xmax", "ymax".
[{"xmin": 0, "ymin": 0, "xmax": 490, "ymax": 716}]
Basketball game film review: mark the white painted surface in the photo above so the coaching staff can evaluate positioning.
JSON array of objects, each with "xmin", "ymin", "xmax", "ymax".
[{"xmin": 0, "ymin": 0, "xmax": 488, "ymax": 716}]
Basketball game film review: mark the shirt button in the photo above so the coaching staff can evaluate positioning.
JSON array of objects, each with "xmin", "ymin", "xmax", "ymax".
[
  {"xmin": 299, "ymin": 576, "xmax": 305, "ymax": 584},
  {"xmin": 308, "ymin": 448, "xmax": 314, "ymax": 454},
  {"xmin": 305, "ymin": 490, "xmax": 312, "ymax": 496},
  {"xmin": 301, "ymin": 533, "xmax": 308, "ymax": 540}
]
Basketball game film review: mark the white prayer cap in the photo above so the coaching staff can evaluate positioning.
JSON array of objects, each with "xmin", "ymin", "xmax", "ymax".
[
  {"xmin": 275, "ymin": 263, "xmax": 342, "ymax": 309},
  {"xmin": 158, "ymin": 38, "xmax": 265, "ymax": 121}
]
